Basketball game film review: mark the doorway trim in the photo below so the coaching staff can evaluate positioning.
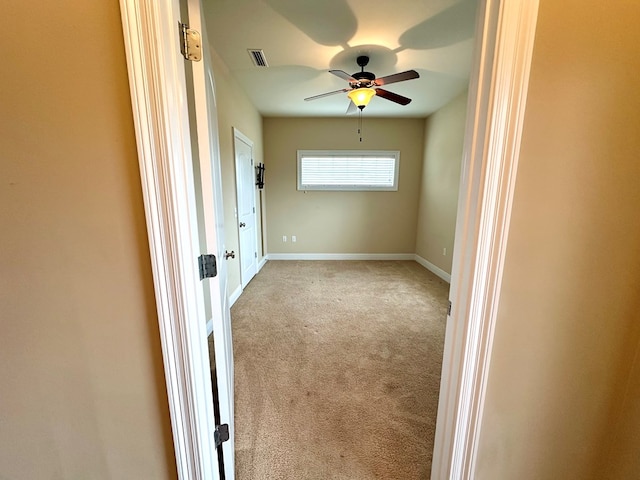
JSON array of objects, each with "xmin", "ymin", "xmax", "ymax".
[
  {"xmin": 233, "ymin": 127, "xmax": 259, "ymax": 289},
  {"xmin": 119, "ymin": 0, "xmax": 540, "ymax": 478},
  {"xmin": 119, "ymin": 0, "xmax": 219, "ymax": 478},
  {"xmin": 431, "ymin": 0, "xmax": 539, "ymax": 478}
]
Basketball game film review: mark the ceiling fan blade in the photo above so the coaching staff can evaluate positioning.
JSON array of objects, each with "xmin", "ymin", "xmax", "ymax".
[
  {"xmin": 329, "ymin": 70, "xmax": 356, "ymax": 82},
  {"xmin": 345, "ymin": 101, "xmax": 358, "ymax": 115},
  {"xmin": 374, "ymin": 70, "xmax": 419, "ymax": 86},
  {"xmin": 375, "ymin": 88, "xmax": 412, "ymax": 106},
  {"xmin": 304, "ymin": 88, "xmax": 349, "ymax": 101}
]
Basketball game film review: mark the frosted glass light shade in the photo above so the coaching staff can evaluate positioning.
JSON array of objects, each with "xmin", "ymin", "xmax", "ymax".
[{"xmin": 347, "ymin": 87, "xmax": 376, "ymax": 107}]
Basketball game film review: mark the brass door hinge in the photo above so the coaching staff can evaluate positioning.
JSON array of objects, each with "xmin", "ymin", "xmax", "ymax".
[{"xmin": 180, "ymin": 23, "xmax": 202, "ymax": 62}]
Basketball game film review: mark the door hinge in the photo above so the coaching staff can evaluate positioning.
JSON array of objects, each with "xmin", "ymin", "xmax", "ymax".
[
  {"xmin": 253, "ymin": 207, "xmax": 255, "ymax": 213},
  {"xmin": 214, "ymin": 424, "xmax": 229, "ymax": 448},
  {"xmin": 447, "ymin": 300, "xmax": 452, "ymax": 316},
  {"xmin": 179, "ymin": 23, "xmax": 202, "ymax": 62},
  {"xmin": 198, "ymin": 254, "xmax": 217, "ymax": 280},
  {"xmin": 254, "ymin": 252, "xmax": 257, "ymax": 258}
]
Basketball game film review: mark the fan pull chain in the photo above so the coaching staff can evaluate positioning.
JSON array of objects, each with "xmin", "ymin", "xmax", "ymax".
[{"xmin": 358, "ymin": 110, "xmax": 363, "ymax": 142}]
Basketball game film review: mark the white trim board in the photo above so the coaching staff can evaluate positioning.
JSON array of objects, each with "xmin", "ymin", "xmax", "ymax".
[
  {"xmin": 207, "ymin": 285, "xmax": 242, "ymax": 337},
  {"xmin": 233, "ymin": 127, "xmax": 259, "ymax": 290},
  {"xmin": 228, "ymin": 285, "xmax": 243, "ymax": 308},
  {"xmin": 430, "ymin": 0, "xmax": 540, "ymax": 478},
  {"xmin": 206, "ymin": 318, "xmax": 214, "ymax": 337},
  {"xmin": 266, "ymin": 253, "xmax": 415, "ymax": 261},
  {"xmin": 119, "ymin": 0, "xmax": 219, "ymax": 477},
  {"xmin": 257, "ymin": 256, "xmax": 267, "ymax": 272},
  {"xmin": 414, "ymin": 255, "xmax": 452, "ymax": 283},
  {"xmin": 207, "ymin": 285, "xmax": 242, "ymax": 335}
]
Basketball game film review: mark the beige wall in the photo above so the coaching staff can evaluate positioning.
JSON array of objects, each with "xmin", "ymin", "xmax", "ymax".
[
  {"xmin": 415, "ymin": 91, "xmax": 467, "ymax": 273},
  {"xmin": 263, "ymin": 117, "xmax": 425, "ymax": 254},
  {"xmin": 207, "ymin": 43, "xmax": 264, "ymax": 293},
  {"xmin": 0, "ymin": 2, "xmax": 176, "ymax": 479},
  {"xmin": 604, "ymin": 341, "xmax": 640, "ymax": 478},
  {"xmin": 475, "ymin": 1, "xmax": 640, "ymax": 479}
]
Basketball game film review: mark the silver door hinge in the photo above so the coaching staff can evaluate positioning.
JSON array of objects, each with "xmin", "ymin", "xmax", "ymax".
[
  {"xmin": 447, "ymin": 301, "xmax": 452, "ymax": 316},
  {"xmin": 180, "ymin": 23, "xmax": 202, "ymax": 62},
  {"xmin": 198, "ymin": 254, "xmax": 217, "ymax": 280}
]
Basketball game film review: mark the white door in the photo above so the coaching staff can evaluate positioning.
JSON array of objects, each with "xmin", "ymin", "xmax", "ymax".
[
  {"xmin": 120, "ymin": 0, "xmax": 234, "ymax": 477},
  {"xmin": 184, "ymin": 0, "xmax": 235, "ymax": 478},
  {"xmin": 234, "ymin": 129, "xmax": 258, "ymax": 288}
]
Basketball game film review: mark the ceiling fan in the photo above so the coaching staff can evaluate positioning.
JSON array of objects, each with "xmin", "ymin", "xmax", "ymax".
[{"xmin": 304, "ymin": 55, "xmax": 420, "ymax": 113}]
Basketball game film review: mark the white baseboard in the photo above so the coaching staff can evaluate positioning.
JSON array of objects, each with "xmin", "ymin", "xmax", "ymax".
[
  {"xmin": 266, "ymin": 253, "xmax": 415, "ymax": 261},
  {"xmin": 414, "ymin": 254, "xmax": 451, "ymax": 283},
  {"xmin": 257, "ymin": 256, "xmax": 267, "ymax": 272},
  {"xmin": 206, "ymin": 318, "xmax": 213, "ymax": 336},
  {"xmin": 228, "ymin": 284, "xmax": 242, "ymax": 308},
  {"xmin": 208, "ymin": 286, "xmax": 244, "ymax": 334}
]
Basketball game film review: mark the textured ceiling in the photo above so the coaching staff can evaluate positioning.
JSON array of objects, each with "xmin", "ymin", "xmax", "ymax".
[{"xmin": 203, "ymin": 0, "xmax": 478, "ymax": 117}]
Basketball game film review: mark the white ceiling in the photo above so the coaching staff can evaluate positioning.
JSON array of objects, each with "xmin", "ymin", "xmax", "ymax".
[{"xmin": 202, "ymin": 0, "xmax": 478, "ymax": 118}]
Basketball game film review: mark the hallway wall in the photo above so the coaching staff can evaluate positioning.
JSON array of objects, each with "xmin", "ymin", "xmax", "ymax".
[
  {"xmin": 475, "ymin": 1, "xmax": 640, "ymax": 478},
  {"xmin": 0, "ymin": 1, "xmax": 176, "ymax": 478}
]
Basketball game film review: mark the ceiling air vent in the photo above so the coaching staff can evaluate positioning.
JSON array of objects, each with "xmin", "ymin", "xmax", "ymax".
[{"xmin": 248, "ymin": 49, "xmax": 269, "ymax": 67}]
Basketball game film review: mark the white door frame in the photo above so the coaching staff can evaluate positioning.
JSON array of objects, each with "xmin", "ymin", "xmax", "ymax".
[
  {"xmin": 431, "ymin": 0, "xmax": 539, "ymax": 477},
  {"xmin": 119, "ymin": 0, "xmax": 540, "ymax": 478},
  {"xmin": 186, "ymin": 0, "xmax": 235, "ymax": 476},
  {"xmin": 233, "ymin": 127, "xmax": 259, "ymax": 289},
  {"xmin": 119, "ymin": 0, "xmax": 221, "ymax": 478}
]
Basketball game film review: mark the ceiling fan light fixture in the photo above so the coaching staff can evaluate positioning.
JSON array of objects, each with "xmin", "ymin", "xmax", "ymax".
[{"xmin": 347, "ymin": 87, "xmax": 376, "ymax": 108}]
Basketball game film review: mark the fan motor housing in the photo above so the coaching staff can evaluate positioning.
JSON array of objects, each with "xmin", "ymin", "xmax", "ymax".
[
  {"xmin": 352, "ymin": 71, "xmax": 375, "ymax": 81},
  {"xmin": 352, "ymin": 55, "xmax": 375, "ymax": 85}
]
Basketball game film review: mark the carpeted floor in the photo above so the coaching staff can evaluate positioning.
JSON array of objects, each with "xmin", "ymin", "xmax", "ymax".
[{"xmin": 231, "ymin": 260, "xmax": 449, "ymax": 479}]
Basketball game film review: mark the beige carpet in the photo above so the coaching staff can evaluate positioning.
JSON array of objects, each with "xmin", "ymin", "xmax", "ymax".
[{"xmin": 231, "ymin": 260, "xmax": 449, "ymax": 479}]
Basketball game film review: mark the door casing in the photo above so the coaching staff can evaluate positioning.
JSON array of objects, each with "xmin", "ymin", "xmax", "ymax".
[
  {"xmin": 118, "ymin": 0, "xmax": 541, "ymax": 478},
  {"xmin": 233, "ymin": 128, "xmax": 258, "ymax": 289},
  {"xmin": 186, "ymin": 1, "xmax": 235, "ymax": 477},
  {"xmin": 119, "ymin": 0, "xmax": 234, "ymax": 478}
]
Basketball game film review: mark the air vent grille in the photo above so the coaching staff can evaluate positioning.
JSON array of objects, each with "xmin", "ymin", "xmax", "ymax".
[{"xmin": 248, "ymin": 49, "xmax": 269, "ymax": 67}]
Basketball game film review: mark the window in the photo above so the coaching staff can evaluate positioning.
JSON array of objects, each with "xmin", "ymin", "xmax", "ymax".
[{"xmin": 297, "ymin": 150, "xmax": 400, "ymax": 191}]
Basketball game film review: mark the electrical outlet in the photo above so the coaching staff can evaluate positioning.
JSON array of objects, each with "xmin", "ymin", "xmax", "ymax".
[
  {"xmin": 443, "ymin": 247, "xmax": 447, "ymax": 256},
  {"xmin": 282, "ymin": 235, "xmax": 287, "ymax": 242},
  {"xmin": 292, "ymin": 235, "xmax": 297, "ymax": 243}
]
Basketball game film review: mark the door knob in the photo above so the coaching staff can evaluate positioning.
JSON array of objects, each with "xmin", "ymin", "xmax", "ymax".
[
  {"xmin": 239, "ymin": 222, "xmax": 246, "ymax": 227},
  {"xmin": 224, "ymin": 250, "xmax": 235, "ymax": 259}
]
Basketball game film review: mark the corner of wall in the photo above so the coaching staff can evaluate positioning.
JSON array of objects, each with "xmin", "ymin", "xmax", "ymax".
[{"xmin": 414, "ymin": 89, "xmax": 469, "ymax": 276}]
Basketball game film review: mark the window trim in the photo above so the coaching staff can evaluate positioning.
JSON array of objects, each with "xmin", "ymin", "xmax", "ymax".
[{"xmin": 297, "ymin": 150, "xmax": 400, "ymax": 191}]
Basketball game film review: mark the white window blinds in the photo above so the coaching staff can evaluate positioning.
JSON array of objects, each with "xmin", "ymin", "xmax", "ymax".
[{"xmin": 297, "ymin": 150, "xmax": 400, "ymax": 191}]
